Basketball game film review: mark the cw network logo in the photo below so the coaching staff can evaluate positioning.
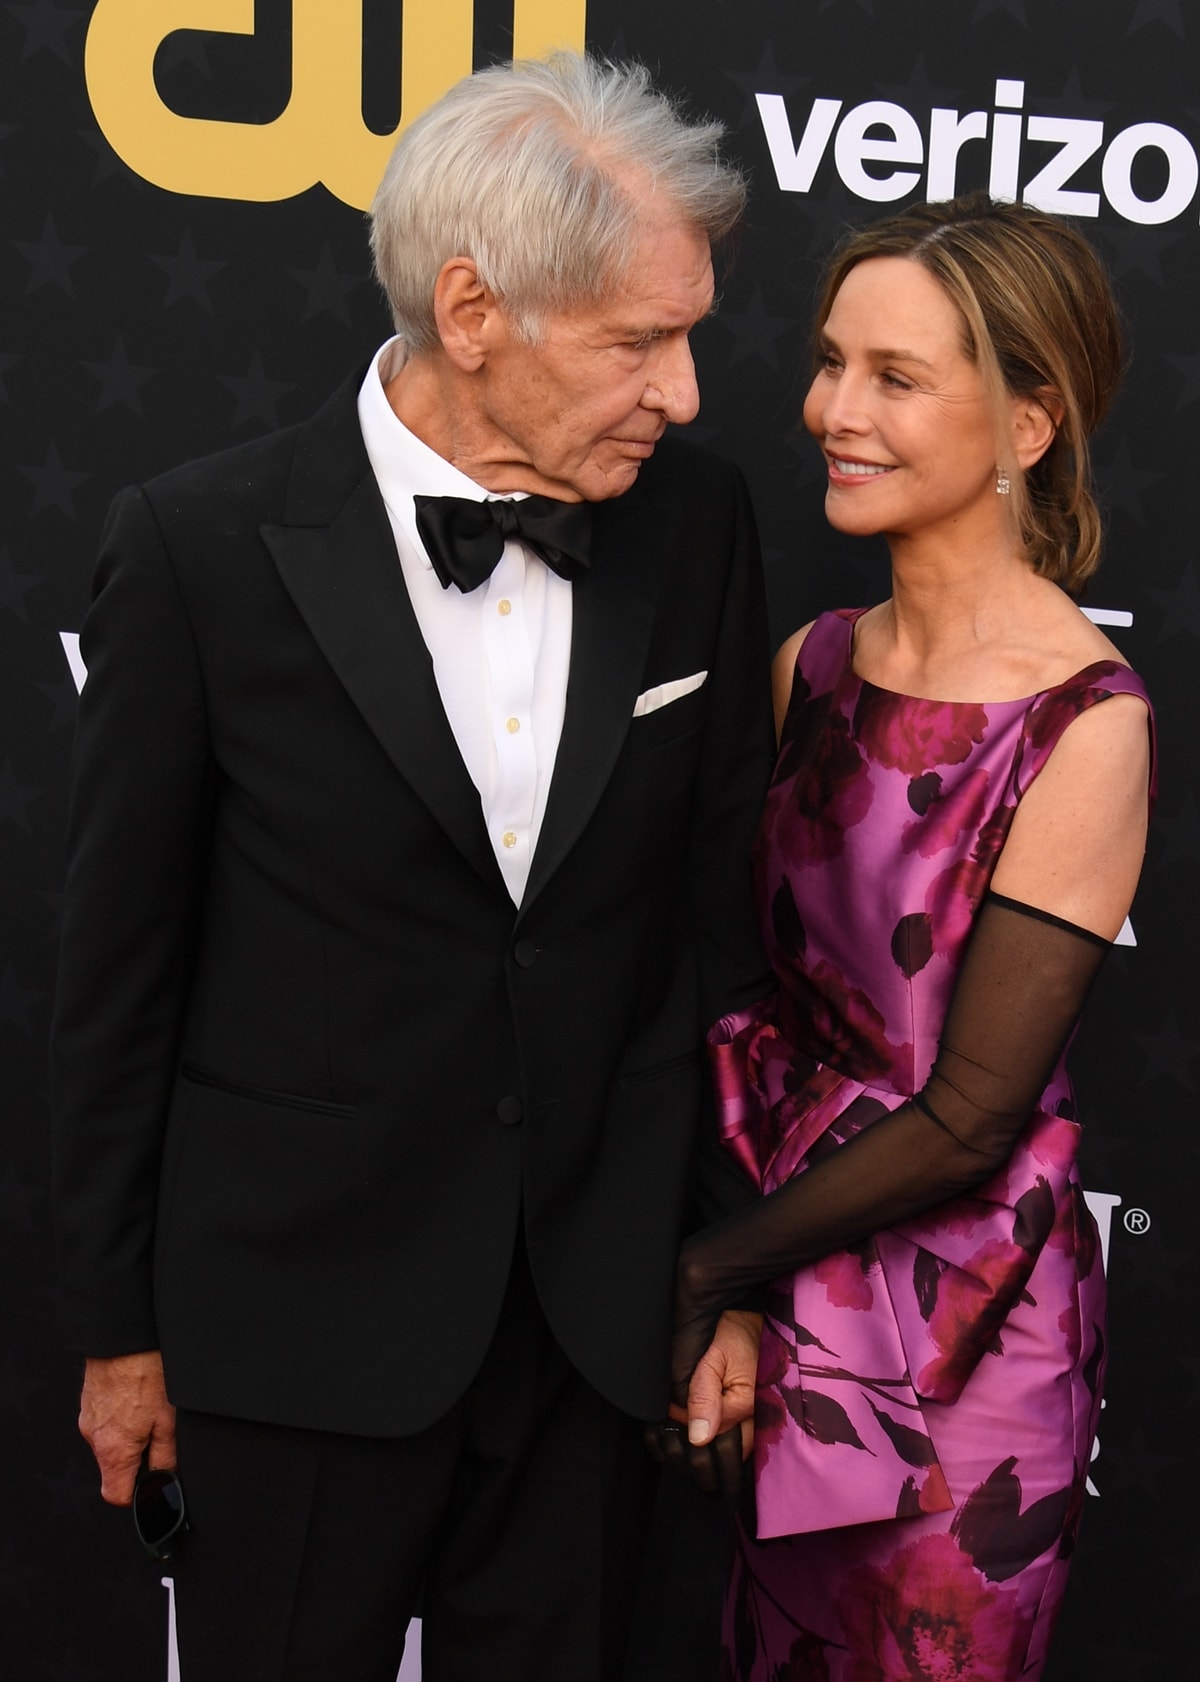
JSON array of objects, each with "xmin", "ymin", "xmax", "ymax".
[
  {"xmin": 85, "ymin": 0, "xmax": 587, "ymax": 209},
  {"xmin": 759, "ymin": 78, "xmax": 1200, "ymax": 225}
]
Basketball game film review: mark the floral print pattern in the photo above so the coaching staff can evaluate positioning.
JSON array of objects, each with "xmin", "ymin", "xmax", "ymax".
[
  {"xmin": 836, "ymin": 1533, "xmax": 1030, "ymax": 1681},
  {"xmin": 714, "ymin": 610, "xmax": 1153, "ymax": 1681}
]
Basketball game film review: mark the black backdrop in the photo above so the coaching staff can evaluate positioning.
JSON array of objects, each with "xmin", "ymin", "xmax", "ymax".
[{"xmin": 3, "ymin": 4, "xmax": 1197, "ymax": 1677}]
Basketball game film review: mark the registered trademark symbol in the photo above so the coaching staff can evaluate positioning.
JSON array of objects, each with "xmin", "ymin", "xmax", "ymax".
[{"xmin": 1123, "ymin": 1207, "xmax": 1151, "ymax": 1235}]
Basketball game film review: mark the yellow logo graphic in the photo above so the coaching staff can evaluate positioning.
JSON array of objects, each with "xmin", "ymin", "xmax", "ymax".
[{"xmin": 85, "ymin": 1, "xmax": 587, "ymax": 209}]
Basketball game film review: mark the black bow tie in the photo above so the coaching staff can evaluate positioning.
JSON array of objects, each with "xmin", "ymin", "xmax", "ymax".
[{"xmin": 413, "ymin": 493, "xmax": 592, "ymax": 593}]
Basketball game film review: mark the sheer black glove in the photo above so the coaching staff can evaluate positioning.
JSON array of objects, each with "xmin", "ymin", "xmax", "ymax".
[{"xmin": 671, "ymin": 891, "xmax": 1110, "ymax": 1407}]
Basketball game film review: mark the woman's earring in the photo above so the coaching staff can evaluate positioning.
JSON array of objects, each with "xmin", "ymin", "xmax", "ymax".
[{"xmin": 996, "ymin": 467, "xmax": 1011, "ymax": 495}]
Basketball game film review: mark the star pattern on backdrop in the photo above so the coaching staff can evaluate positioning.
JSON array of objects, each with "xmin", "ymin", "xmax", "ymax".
[
  {"xmin": 1148, "ymin": 561, "xmax": 1200, "ymax": 641},
  {"xmin": 715, "ymin": 284, "xmax": 797, "ymax": 371},
  {"xmin": 78, "ymin": 125, "xmax": 133, "ymax": 186},
  {"xmin": 723, "ymin": 43, "xmax": 810, "ymax": 131},
  {"xmin": 1129, "ymin": 0, "xmax": 1186, "ymax": 36},
  {"xmin": 1097, "ymin": 439, "xmax": 1165, "ymax": 524},
  {"xmin": 155, "ymin": 28, "xmax": 213, "ymax": 80},
  {"xmin": 784, "ymin": 425, "xmax": 832, "ymax": 491},
  {"xmin": 1134, "ymin": 1011, "xmax": 1200, "ymax": 1089},
  {"xmin": 782, "ymin": 175, "xmax": 871, "ymax": 263},
  {"xmin": 1164, "ymin": 348, "xmax": 1200, "ymax": 408},
  {"xmin": 288, "ymin": 243, "xmax": 364, "ymax": 325},
  {"xmin": 971, "ymin": 0, "xmax": 1028, "ymax": 24},
  {"xmin": 16, "ymin": 440, "xmax": 89, "ymax": 519},
  {"xmin": 1098, "ymin": 220, "xmax": 1189, "ymax": 286},
  {"xmin": 219, "ymin": 351, "xmax": 295, "ymax": 432},
  {"xmin": 83, "ymin": 336, "xmax": 160, "ymax": 417},
  {"xmin": 151, "ymin": 227, "xmax": 227, "ymax": 312},
  {"xmin": 878, "ymin": 55, "xmax": 962, "ymax": 115},
  {"xmin": 0, "ymin": 546, "xmax": 41, "ymax": 624},
  {"xmin": 13, "ymin": 213, "xmax": 87, "ymax": 295},
  {"xmin": 1033, "ymin": 67, "xmax": 1114, "ymax": 122},
  {"xmin": 6, "ymin": 0, "xmax": 84, "ymax": 62}
]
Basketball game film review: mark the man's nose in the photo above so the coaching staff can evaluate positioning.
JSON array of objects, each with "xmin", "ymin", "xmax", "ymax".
[{"xmin": 643, "ymin": 337, "xmax": 700, "ymax": 425}]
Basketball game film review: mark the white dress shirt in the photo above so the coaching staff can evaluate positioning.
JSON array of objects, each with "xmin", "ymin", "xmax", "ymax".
[{"xmin": 357, "ymin": 337, "xmax": 572, "ymax": 905}]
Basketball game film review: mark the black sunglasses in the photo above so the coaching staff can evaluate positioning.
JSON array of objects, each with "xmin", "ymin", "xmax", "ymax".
[{"xmin": 133, "ymin": 1464, "xmax": 188, "ymax": 1561}]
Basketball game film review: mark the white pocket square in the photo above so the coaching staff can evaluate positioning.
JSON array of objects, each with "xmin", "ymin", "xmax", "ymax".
[{"xmin": 632, "ymin": 671, "xmax": 708, "ymax": 717}]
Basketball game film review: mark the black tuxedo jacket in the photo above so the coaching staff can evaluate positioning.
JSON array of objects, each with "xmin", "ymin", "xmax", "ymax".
[{"xmin": 51, "ymin": 372, "xmax": 774, "ymax": 1434}]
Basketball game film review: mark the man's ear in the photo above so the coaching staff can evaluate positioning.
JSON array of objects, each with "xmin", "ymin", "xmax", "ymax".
[
  {"xmin": 432, "ymin": 257, "xmax": 504, "ymax": 372},
  {"xmin": 1010, "ymin": 387, "xmax": 1063, "ymax": 471}
]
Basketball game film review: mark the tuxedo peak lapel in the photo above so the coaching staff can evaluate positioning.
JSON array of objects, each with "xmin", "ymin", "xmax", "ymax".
[
  {"xmin": 520, "ymin": 483, "xmax": 665, "ymax": 914},
  {"xmin": 263, "ymin": 419, "xmax": 503, "ymax": 894}
]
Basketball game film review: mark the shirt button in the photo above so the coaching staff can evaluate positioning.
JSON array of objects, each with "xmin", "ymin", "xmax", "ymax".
[
  {"xmin": 502, "ymin": 831, "xmax": 517, "ymax": 849},
  {"xmin": 497, "ymin": 599, "xmax": 512, "ymax": 616},
  {"xmin": 506, "ymin": 717, "xmax": 520, "ymax": 734}
]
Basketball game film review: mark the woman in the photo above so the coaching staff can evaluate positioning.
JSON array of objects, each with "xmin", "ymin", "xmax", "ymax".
[{"xmin": 669, "ymin": 194, "xmax": 1154, "ymax": 1680}]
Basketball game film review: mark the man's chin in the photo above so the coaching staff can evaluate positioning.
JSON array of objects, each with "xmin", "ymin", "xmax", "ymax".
[{"xmin": 582, "ymin": 456, "xmax": 649, "ymax": 502}]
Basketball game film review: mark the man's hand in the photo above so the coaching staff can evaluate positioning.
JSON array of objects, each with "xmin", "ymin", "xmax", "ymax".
[
  {"xmin": 79, "ymin": 1351, "xmax": 176, "ymax": 1506},
  {"xmin": 648, "ymin": 1309, "xmax": 761, "ymax": 1503},
  {"xmin": 685, "ymin": 1308, "xmax": 760, "ymax": 1455}
]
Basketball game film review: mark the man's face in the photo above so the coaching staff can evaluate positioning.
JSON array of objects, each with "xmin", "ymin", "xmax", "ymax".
[{"xmin": 474, "ymin": 215, "xmax": 715, "ymax": 502}]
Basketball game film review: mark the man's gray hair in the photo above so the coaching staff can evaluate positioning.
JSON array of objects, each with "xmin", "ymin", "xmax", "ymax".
[{"xmin": 368, "ymin": 52, "xmax": 746, "ymax": 352}]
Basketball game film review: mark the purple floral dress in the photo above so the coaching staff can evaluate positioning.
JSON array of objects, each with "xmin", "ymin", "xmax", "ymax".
[{"xmin": 709, "ymin": 609, "xmax": 1153, "ymax": 1682}]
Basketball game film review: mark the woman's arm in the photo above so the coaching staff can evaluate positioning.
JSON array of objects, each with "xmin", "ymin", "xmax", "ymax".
[
  {"xmin": 992, "ymin": 690, "xmax": 1150, "ymax": 937},
  {"xmin": 672, "ymin": 690, "xmax": 1152, "ymax": 1417}
]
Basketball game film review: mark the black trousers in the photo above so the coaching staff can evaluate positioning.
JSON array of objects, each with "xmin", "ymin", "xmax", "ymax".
[{"xmin": 170, "ymin": 1241, "xmax": 657, "ymax": 1682}]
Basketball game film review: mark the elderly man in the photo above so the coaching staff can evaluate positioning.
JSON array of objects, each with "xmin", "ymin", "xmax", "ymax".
[{"xmin": 52, "ymin": 53, "xmax": 772, "ymax": 1682}]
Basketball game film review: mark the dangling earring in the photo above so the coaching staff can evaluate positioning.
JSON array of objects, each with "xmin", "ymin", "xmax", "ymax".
[{"xmin": 996, "ymin": 467, "xmax": 1011, "ymax": 496}]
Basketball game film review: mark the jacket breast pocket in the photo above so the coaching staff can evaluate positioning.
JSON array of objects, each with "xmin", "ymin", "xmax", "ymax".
[{"xmin": 625, "ymin": 684, "xmax": 707, "ymax": 754}]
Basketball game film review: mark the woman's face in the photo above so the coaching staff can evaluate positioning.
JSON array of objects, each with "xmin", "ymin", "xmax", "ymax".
[{"xmin": 803, "ymin": 256, "xmax": 1008, "ymax": 551}]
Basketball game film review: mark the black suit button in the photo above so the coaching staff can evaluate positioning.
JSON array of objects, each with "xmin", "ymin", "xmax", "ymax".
[
  {"xmin": 513, "ymin": 939, "xmax": 538, "ymax": 968},
  {"xmin": 496, "ymin": 1096, "xmax": 524, "ymax": 1126}
]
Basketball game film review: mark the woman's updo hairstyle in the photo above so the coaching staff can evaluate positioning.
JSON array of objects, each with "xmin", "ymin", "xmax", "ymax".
[{"xmin": 813, "ymin": 191, "xmax": 1125, "ymax": 596}]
